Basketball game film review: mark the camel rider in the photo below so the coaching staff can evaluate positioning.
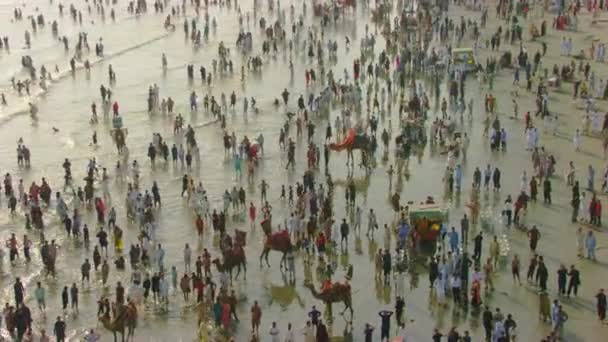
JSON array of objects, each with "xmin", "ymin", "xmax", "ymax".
[
  {"xmin": 278, "ymin": 226, "xmax": 290, "ymax": 239},
  {"xmin": 325, "ymin": 263, "xmax": 334, "ymax": 280},
  {"xmin": 222, "ymin": 234, "xmax": 233, "ymax": 250},
  {"xmin": 321, "ymin": 278, "xmax": 333, "ymax": 294},
  {"xmin": 346, "ymin": 264, "xmax": 354, "ymax": 280},
  {"xmin": 127, "ymin": 299, "xmax": 137, "ymax": 317},
  {"xmin": 232, "ymin": 243, "xmax": 244, "ymax": 257},
  {"xmin": 261, "ymin": 201, "xmax": 272, "ymax": 219},
  {"xmin": 112, "ymin": 101, "xmax": 119, "ymax": 116}
]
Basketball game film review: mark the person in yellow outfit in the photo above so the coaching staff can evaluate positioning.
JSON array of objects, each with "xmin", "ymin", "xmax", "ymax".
[
  {"xmin": 489, "ymin": 235, "xmax": 500, "ymax": 268},
  {"xmin": 114, "ymin": 225, "xmax": 124, "ymax": 252}
]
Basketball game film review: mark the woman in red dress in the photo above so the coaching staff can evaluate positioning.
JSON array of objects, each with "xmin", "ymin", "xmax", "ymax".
[
  {"xmin": 249, "ymin": 202, "xmax": 257, "ymax": 229},
  {"xmin": 221, "ymin": 302, "xmax": 231, "ymax": 329}
]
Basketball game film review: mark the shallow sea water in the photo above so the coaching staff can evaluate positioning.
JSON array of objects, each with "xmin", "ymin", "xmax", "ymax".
[{"xmin": 0, "ymin": 0, "xmax": 607, "ymax": 341}]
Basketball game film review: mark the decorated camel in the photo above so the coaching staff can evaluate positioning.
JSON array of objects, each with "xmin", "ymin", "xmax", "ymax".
[
  {"xmin": 214, "ymin": 230, "xmax": 247, "ymax": 283},
  {"xmin": 304, "ymin": 281, "xmax": 353, "ymax": 323},
  {"xmin": 99, "ymin": 302, "xmax": 137, "ymax": 342},
  {"xmin": 212, "ymin": 252, "xmax": 246, "ymax": 283},
  {"xmin": 329, "ymin": 128, "xmax": 372, "ymax": 167},
  {"xmin": 259, "ymin": 219, "xmax": 293, "ymax": 269},
  {"xmin": 111, "ymin": 128, "xmax": 127, "ymax": 154},
  {"xmin": 111, "ymin": 114, "xmax": 128, "ymax": 154}
]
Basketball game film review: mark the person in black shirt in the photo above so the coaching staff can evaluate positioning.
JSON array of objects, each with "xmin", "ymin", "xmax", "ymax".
[
  {"xmin": 543, "ymin": 178, "xmax": 552, "ymax": 204},
  {"xmin": 151, "ymin": 273, "xmax": 160, "ymax": 303},
  {"xmin": 14, "ymin": 278, "xmax": 25, "ymax": 305},
  {"xmin": 447, "ymin": 327, "xmax": 460, "ymax": 342},
  {"xmin": 378, "ymin": 310, "xmax": 393, "ymax": 341},
  {"xmin": 181, "ymin": 174, "xmax": 189, "ymax": 196},
  {"xmin": 557, "ymin": 264, "xmax": 567, "ymax": 296},
  {"xmin": 528, "ymin": 225, "xmax": 541, "ymax": 251},
  {"xmin": 432, "ymin": 328, "xmax": 443, "ymax": 342},
  {"xmin": 364, "ymin": 323, "xmax": 374, "ymax": 342},
  {"xmin": 143, "ymin": 274, "xmax": 151, "ymax": 301},
  {"xmin": 429, "ymin": 257, "xmax": 438, "ymax": 288},
  {"xmin": 473, "ymin": 232, "xmax": 483, "ymax": 261},
  {"xmin": 61, "ymin": 286, "xmax": 69, "ymax": 310},
  {"xmin": 308, "ymin": 306, "xmax": 321, "ymax": 325},
  {"xmin": 96, "ymin": 228, "xmax": 108, "ymax": 256},
  {"xmin": 504, "ymin": 314, "xmax": 517, "ymax": 340},
  {"xmin": 14, "ymin": 304, "xmax": 29, "ymax": 341},
  {"xmin": 97, "ymin": 297, "xmax": 105, "ymax": 316},
  {"xmin": 70, "ymin": 283, "xmax": 79, "ymax": 312},
  {"xmin": 54, "ymin": 316, "xmax": 66, "ymax": 342},
  {"xmin": 340, "ymin": 219, "xmax": 349, "ymax": 250},
  {"xmin": 152, "ymin": 181, "xmax": 161, "ymax": 207},
  {"xmin": 596, "ymin": 289, "xmax": 607, "ymax": 321},
  {"xmin": 567, "ymin": 265, "xmax": 581, "ymax": 297},
  {"xmin": 482, "ymin": 306, "xmax": 493, "ymax": 341},
  {"xmin": 93, "ymin": 246, "xmax": 101, "ymax": 271},
  {"xmin": 536, "ymin": 258, "xmax": 548, "ymax": 291},
  {"xmin": 382, "ymin": 251, "xmax": 392, "ymax": 285},
  {"xmin": 116, "ymin": 281, "xmax": 125, "ymax": 304},
  {"xmin": 395, "ymin": 296, "xmax": 405, "ymax": 325}
]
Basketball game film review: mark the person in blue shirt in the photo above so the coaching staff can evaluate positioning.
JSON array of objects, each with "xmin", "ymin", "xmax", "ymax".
[
  {"xmin": 449, "ymin": 227, "xmax": 459, "ymax": 253},
  {"xmin": 397, "ymin": 223, "xmax": 409, "ymax": 249},
  {"xmin": 454, "ymin": 164, "xmax": 463, "ymax": 191},
  {"xmin": 308, "ymin": 306, "xmax": 321, "ymax": 326},
  {"xmin": 585, "ymin": 230, "xmax": 597, "ymax": 260}
]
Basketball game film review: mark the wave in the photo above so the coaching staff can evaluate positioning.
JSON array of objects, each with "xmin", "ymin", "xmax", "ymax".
[
  {"xmin": 0, "ymin": 11, "xmax": 150, "ymax": 88},
  {"xmin": 0, "ymin": 31, "xmax": 173, "ymax": 127}
]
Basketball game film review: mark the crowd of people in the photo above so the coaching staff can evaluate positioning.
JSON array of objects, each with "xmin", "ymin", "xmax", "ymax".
[{"xmin": 1, "ymin": 0, "xmax": 608, "ymax": 341}]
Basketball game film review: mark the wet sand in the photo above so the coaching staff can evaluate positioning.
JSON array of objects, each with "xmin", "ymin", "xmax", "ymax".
[{"xmin": 0, "ymin": 0, "xmax": 607, "ymax": 341}]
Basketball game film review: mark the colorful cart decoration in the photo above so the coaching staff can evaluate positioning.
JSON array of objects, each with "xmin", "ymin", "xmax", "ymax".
[{"xmin": 409, "ymin": 204, "xmax": 448, "ymax": 242}]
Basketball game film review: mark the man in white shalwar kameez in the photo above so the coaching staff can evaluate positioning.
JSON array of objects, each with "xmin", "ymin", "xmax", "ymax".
[
  {"xmin": 576, "ymin": 227, "xmax": 585, "ymax": 257},
  {"xmin": 395, "ymin": 270, "xmax": 405, "ymax": 298},
  {"xmin": 526, "ymin": 127, "xmax": 534, "ymax": 150},
  {"xmin": 592, "ymin": 111, "xmax": 601, "ymax": 133},
  {"xmin": 434, "ymin": 275, "xmax": 446, "ymax": 305},
  {"xmin": 580, "ymin": 192, "xmax": 590, "ymax": 223},
  {"xmin": 573, "ymin": 128, "xmax": 582, "ymax": 151}
]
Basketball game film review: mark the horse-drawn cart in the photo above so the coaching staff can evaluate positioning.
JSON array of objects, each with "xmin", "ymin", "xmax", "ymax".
[
  {"xmin": 111, "ymin": 115, "xmax": 128, "ymax": 154},
  {"xmin": 409, "ymin": 204, "xmax": 448, "ymax": 250}
]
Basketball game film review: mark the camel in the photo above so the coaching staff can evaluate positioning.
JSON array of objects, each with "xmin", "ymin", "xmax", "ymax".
[
  {"xmin": 304, "ymin": 282, "xmax": 353, "ymax": 323},
  {"xmin": 345, "ymin": 134, "xmax": 371, "ymax": 165},
  {"xmin": 99, "ymin": 303, "xmax": 137, "ymax": 342},
  {"xmin": 214, "ymin": 230, "xmax": 247, "ymax": 283},
  {"xmin": 111, "ymin": 129, "xmax": 127, "ymax": 154},
  {"xmin": 330, "ymin": 132, "xmax": 372, "ymax": 167},
  {"xmin": 259, "ymin": 230, "xmax": 293, "ymax": 269},
  {"xmin": 212, "ymin": 249, "xmax": 246, "ymax": 283}
]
